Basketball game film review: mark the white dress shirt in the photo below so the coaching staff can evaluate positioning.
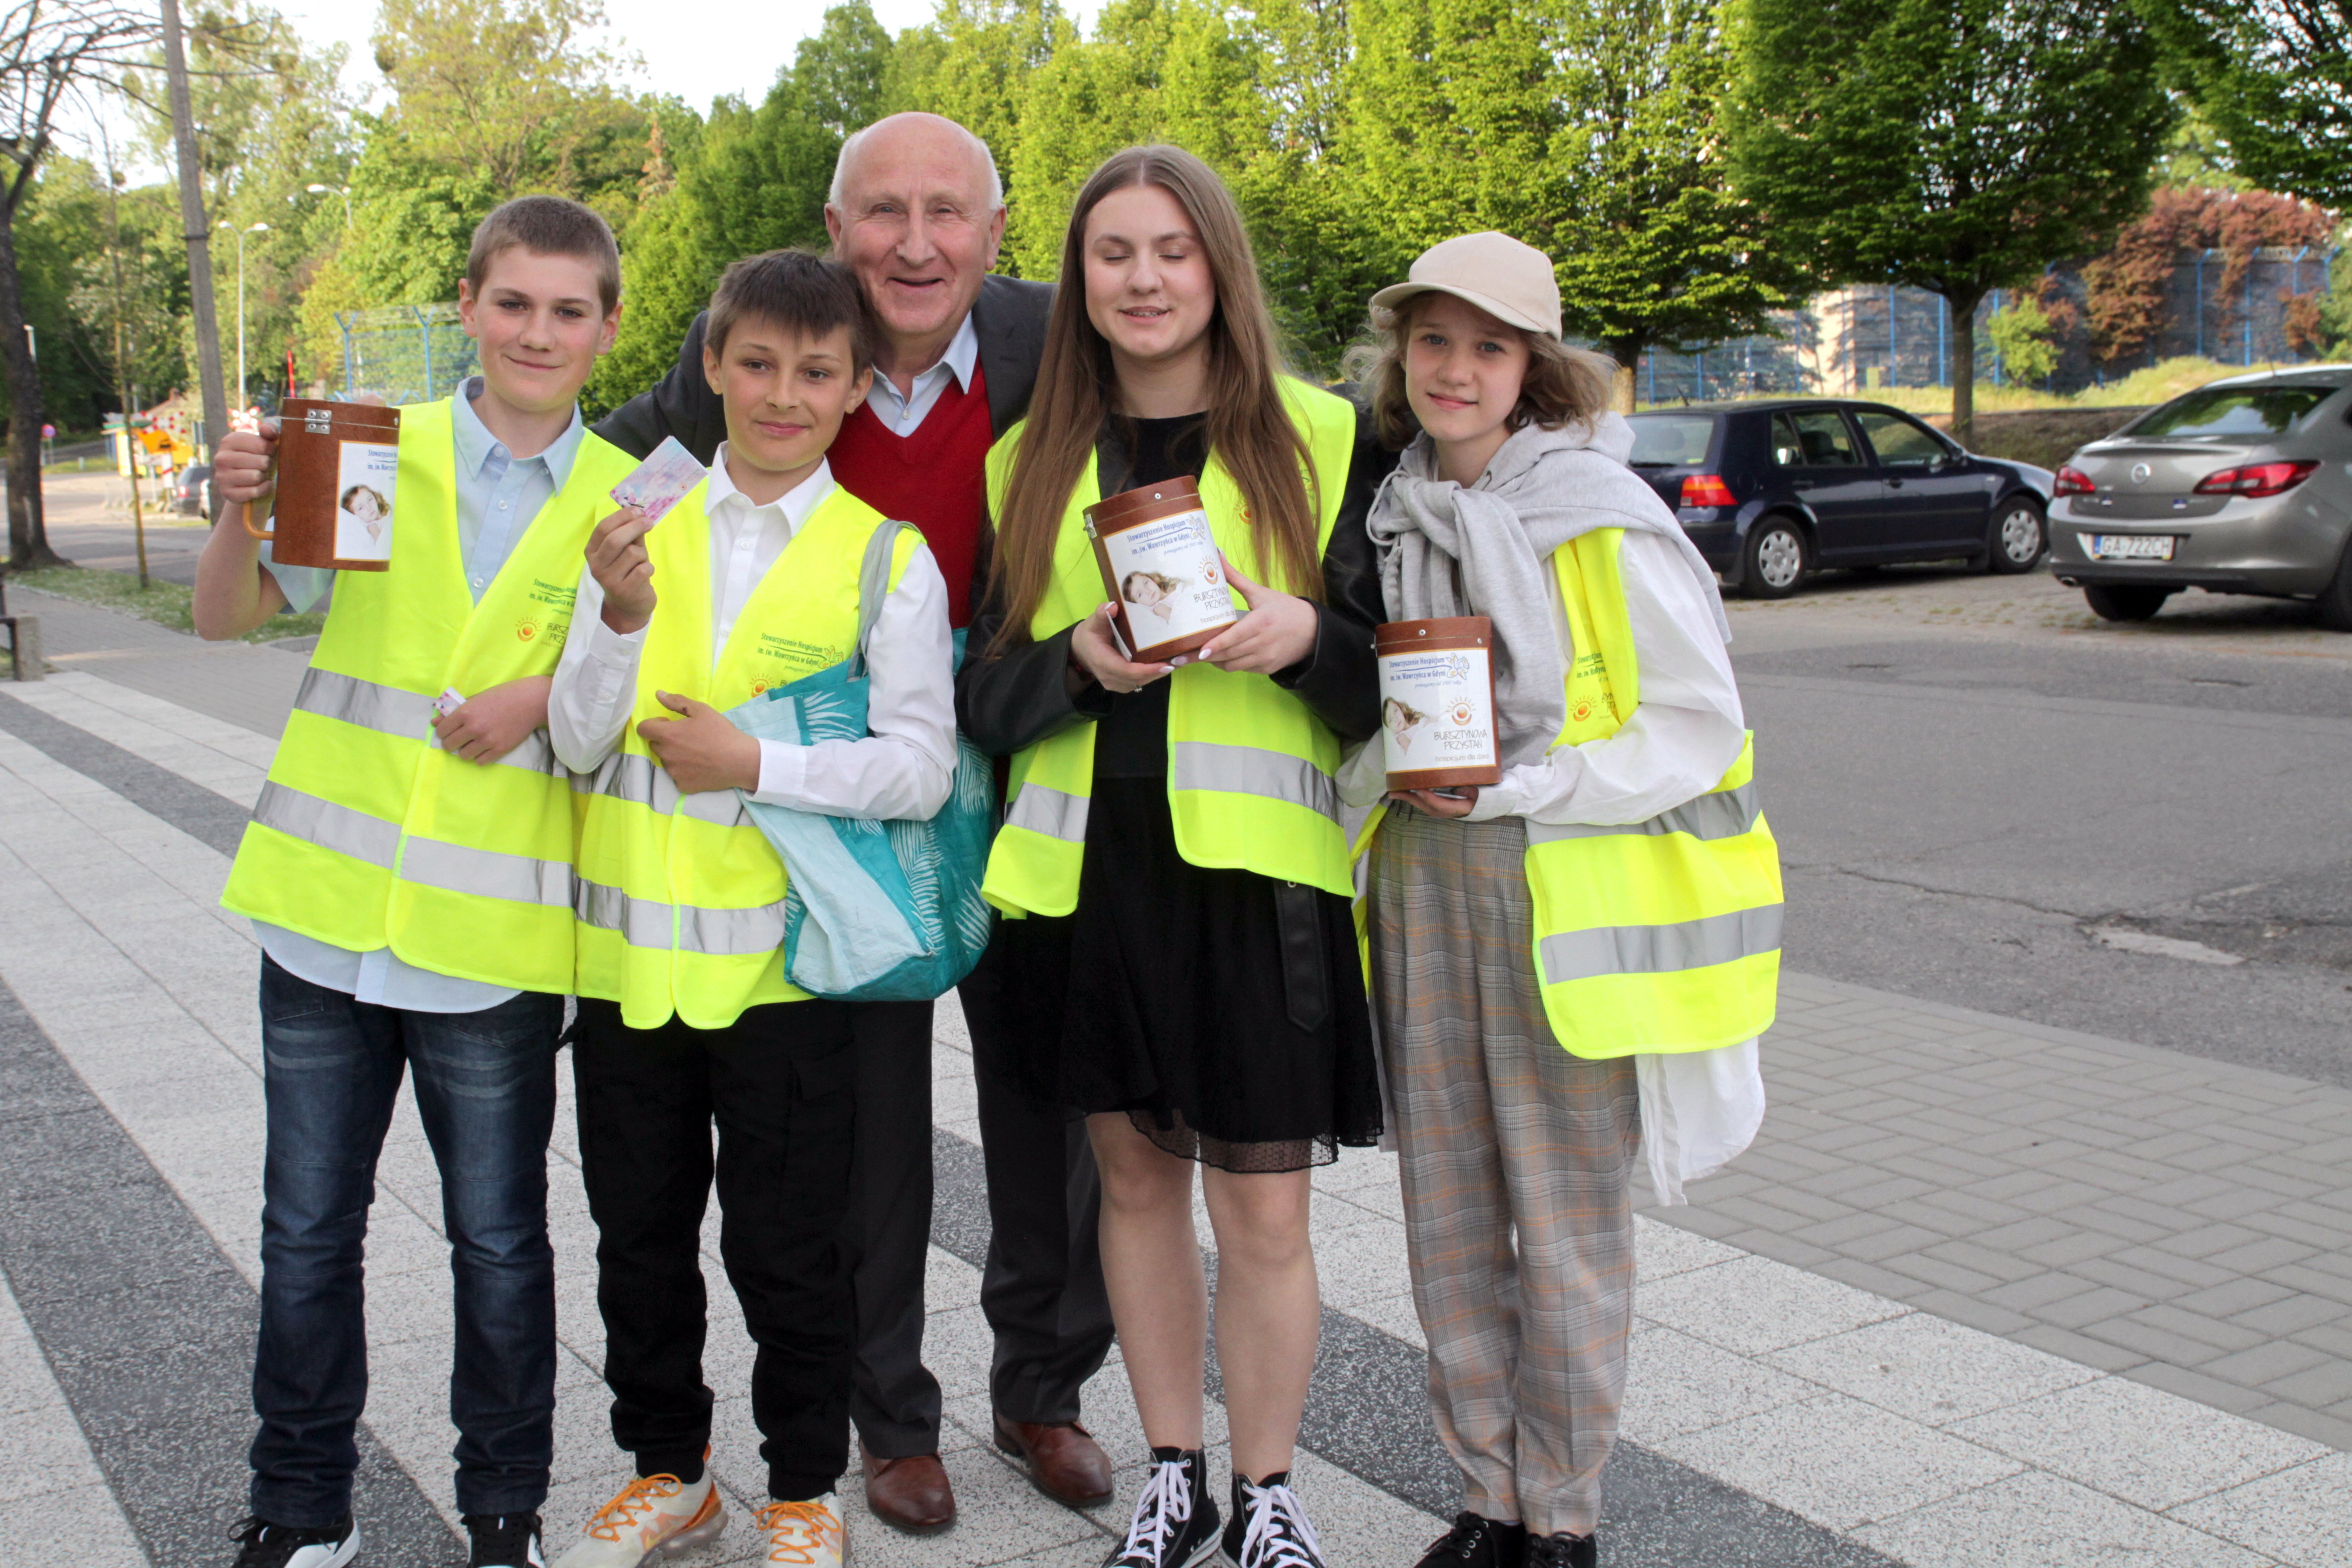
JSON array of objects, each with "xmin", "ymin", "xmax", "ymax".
[
  {"xmin": 549, "ymin": 451, "xmax": 958, "ymax": 821},
  {"xmin": 1344, "ymin": 527, "xmax": 1764, "ymax": 1205},
  {"xmin": 254, "ymin": 379, "xmax": 587, "ymax": 1013},
  {"xmin": 860, "ymin": 313, "xmax": 980, "ymax": 438}
]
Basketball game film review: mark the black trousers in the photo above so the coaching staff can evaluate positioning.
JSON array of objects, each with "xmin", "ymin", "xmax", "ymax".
[
  {"xmin": 957, "ymin": 968, "xmax": 1117, "ymax": 1426},
  {"xmin": 572, "ymin": 996, "xmax": 857, "ymax": 1502},
  {"xmin": 844, "ymin": 1000, "xmax": 943, "ymax": 1456}
]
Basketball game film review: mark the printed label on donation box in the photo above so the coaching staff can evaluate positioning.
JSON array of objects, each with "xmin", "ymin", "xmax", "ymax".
[
  {"xmin": 1379, "ymin": 643, "xmax": 1499, "ymax": 789},
  {"xmin": 332, "ymin": 438, "xmax": 400, "ymax": 564},
  {"xmin": 1100, "ymin": 508, "xmax": 1236, "ymax": 650}
]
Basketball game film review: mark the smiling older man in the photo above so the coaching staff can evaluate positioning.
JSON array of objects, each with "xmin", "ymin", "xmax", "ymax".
[{"xmin": 593, "ymin": 112, "xmax": 1115, "ymax": 1536}]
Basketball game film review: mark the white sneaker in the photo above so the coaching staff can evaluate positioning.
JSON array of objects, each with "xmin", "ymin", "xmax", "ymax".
[
  {"xmin": 755, "ymin": 1494, "xmax": 845, "ymax": 1568},
  {"xmin": 550, "ymin": 1465, "xmax": 727, "ymax": 1567}
]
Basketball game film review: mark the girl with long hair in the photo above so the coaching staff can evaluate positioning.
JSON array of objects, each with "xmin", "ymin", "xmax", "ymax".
[
  {"xmin": 956, "ymin": 145, "xmax": 1390, "ymax": 1568},
  {"xmin": 1351, "ymin": 234, "xmax": 1775, "ymax": 1568}
]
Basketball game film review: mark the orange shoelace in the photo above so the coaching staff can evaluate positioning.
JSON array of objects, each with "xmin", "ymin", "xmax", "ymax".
[
  {"xmin": 756, "ymin": 1500, "xmax": 840, "ymax": 1566},
  {"xmin": 586, "ymin": 1473, "xmax": 683, "ymax": 1542}
]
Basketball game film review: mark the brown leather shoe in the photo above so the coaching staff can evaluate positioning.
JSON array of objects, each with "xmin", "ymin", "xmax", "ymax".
[
  {"xmin": 862, "ymin": 1449, "xmax": 956, "ymax": 1534},
  {"xmin": 993, "ymin": 1412, "xmax": 1115, "ymax": 1507}
]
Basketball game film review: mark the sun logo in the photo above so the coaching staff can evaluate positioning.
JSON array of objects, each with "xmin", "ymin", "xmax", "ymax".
[
  {"xmin": 516, "ymin": 620, "xmax": 539, "ymax": 641},
  {"xmin": 751, "ymin": 680, "xmax": 769, "ymax": 695},
  {"xmin": 1450, "ymin": 701, "xmax": 1475, "ymax": 725},
  {"xmin": 1572, "ymin": 699, "xmax": 1595, "ymax": 722}
]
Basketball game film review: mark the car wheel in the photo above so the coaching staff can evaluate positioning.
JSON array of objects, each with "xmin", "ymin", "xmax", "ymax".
[
  {"xmin": 2315, "ymin": 537, "xmax": 2352, "ymax": 633},
  {"xmin": 2083, "ymin": 584, "xmax": 2171, "ymax": 622},
  {"xmin": 1986, "ymin": 498, "xmax": 2046, "ymax": 575},
  {"xmin": 1742, "ymin": 517, "xmax": 1810, "ymax": 599}
]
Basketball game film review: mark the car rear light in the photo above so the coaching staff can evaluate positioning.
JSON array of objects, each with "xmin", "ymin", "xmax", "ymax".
[
  {"xmin": 2192, "ymin": 460, "xmax": 2319, "ymax": 499},
  {"xmin": 1680, "ymin": 474, "xmax": 1737, "ymax": 507},
  {"xmin": 2053, "ymin": 465, "xmax": 2096, "ymax": 496}
]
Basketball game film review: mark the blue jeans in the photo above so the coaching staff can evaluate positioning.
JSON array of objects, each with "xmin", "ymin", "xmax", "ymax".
[{"xmin": 248, "ymin": 956, "xmax": 562, "ymax": 1525}]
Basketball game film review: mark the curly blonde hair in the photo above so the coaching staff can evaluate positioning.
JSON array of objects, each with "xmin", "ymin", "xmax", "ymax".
[{"xmin": 1344, "ymin": 294, "xmax": 1617, "ymax": 451}]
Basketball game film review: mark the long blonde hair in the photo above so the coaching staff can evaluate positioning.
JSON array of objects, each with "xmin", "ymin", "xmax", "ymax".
[{"xmin": 987, "ymin": 146, "xmax": 1321, "ymax": 651}]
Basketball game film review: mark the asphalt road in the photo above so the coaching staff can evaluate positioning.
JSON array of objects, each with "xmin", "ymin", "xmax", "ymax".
[
  {"xmin": 18, "ymin": 471, "xmax": 210, "ymax": 587},
  {"xmin": 19, "ymin": 468, "xmax": 2351, "ymax": 1088},
  {"xmin": 1731, "ymin": 561, "xmax": 2352, "ymax": 1089}
]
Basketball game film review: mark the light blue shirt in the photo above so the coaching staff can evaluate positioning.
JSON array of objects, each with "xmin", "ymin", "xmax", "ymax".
[
  {"xmin": 861, "ymin": 313, "xmax": 980, "ymax": 438},
  {"xmin": 256, "ymin": 379, "xmax": 588, "ymax": 1012}
]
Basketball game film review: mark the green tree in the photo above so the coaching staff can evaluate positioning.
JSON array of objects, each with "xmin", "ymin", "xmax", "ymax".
[
  {"xmin": 1724, "ymin": 0, "xmax": 2175, "ymax": 441},
  {"xmin": 2138, "ymin": 0, "xmax": 2352, "ymax": 206},
  {"xmin": 1985, "ymin": 294, "xmax": 2058, "ymax": 384},
  {"xmin": 1549, "ymin": 0, "xmax": 1806, "ymax": 409},
  {"xmin": 587, "ymin": 4, "xmax": 886, "ymax": 412},
  {"xmin": 1003, "ymin": 0, "xmax": 1171, "ymax": 274}
]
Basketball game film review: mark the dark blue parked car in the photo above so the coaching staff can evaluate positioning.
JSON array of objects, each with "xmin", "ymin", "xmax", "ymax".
[{"xmin": 1625, "ymin": 399, "xmax": 2053, "ymax": 597}]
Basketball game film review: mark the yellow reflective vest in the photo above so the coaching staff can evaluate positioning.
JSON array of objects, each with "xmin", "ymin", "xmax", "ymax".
[
  {"xmin": 221, "ymin": 399, "xmax": 637, "ymax": 994},
  {"xmin": 1520, "ymin": 528, "xmax": 1783, "ymax": 1057},
  {"xmin": 980, "ymin": 379, "xmax": 1359, "ymax": 918},
  {"xmin": 571, "ymin": 480, "xmax": 917, "ymax": 1030}
]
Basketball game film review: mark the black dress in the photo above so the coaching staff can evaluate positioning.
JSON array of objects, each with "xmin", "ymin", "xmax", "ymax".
[{"xmin": 957, "ymin": 407, "xmax": 1396, "ymax": 1172}]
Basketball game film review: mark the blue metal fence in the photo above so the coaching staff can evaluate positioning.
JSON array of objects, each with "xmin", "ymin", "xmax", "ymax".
[{"xmin": 335, "ymin": 304, "xmax": 479, "ymax": 404}]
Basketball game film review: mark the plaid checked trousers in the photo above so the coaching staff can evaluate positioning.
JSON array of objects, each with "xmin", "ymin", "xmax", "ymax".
[{"xmin": 1369, "ymin": 806, "xmax": 1640, "ymax": 1538}]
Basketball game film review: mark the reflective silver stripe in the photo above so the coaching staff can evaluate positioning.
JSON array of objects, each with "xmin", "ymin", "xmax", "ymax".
[
  {"xmin": 1006, "ymin": 782, "xmax": 1088, "ymax": 844},
  {"xmin": 573, "ymin": 752, "xmax": 749, "ymax": 825},
  {"xmin": 574, "ymin": 877, "xmax": 675, "ymax": 949},
  {"xmin": 1170, "ymin": 741, "xmax": 1338, "ymax": 823},
  {"xmin": 1525, "ymin": 783, "xmax": 1763, "ymax": 846},
  {"xmin": 1540, "ymin": 904, "xmax": 1783, "ymax": 985},
  {"xmin": 573, "ymin": 876, "xmax": 786, "ymax": 956},
  {"xmin": 680, "ymin": 901, "xmax": 788, "ymax": 957},
  {"xmin": 251, "ymin": 781, "xmax": 402, "ymax": 869},
  {"xmin": 429, "ymin": 728, "xmax": 560, "ymax": 776},
  {"xmin": 396, "ymin": 835, "xmax": 572, "ymax": 908},
  {"xmin": 295, "ymin": 668, "xmax": 434, "ymax": 737}
]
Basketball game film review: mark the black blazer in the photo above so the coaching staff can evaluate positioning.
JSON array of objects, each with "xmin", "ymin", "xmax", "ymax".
[{"xmin": 591, "ymin": 273, "xmax": 1057, "ymax": 462}]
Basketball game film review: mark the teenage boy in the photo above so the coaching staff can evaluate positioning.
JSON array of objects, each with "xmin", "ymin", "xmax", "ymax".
[
  {"xmin": 545, "ymin": 248, "xmax": 956, "ymax": 1568},
  {"xmin": 194, "ymin": 196, "xmax": 636, "ymax": 1568}
]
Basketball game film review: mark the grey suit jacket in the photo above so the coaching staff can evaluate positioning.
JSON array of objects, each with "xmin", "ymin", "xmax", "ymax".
[{"xmin": 591, "ymin": 273, "xmax": 1056, "ymax": 462}]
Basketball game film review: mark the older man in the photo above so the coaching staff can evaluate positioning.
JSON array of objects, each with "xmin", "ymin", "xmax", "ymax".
[{"xmin": 593, "ymin": 111, "xmax": 1115, "ymax": 1536}]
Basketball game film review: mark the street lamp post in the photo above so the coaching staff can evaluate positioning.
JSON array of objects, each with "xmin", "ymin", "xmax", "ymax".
[
  {"xmin": 218, "ymin": 220, "xmax": 270, "ymax": 413},
  {"xmin": 306, "ymin": 183, "xmax": 354, "ymax": 228}
]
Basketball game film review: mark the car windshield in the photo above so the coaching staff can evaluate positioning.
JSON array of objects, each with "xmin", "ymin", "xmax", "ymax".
[
  {"xmin": 1628, "ymin": 415, "xmax": 1716, "ymax": 467},
  {"xmin": 2123, "ymin": 385, "xmax": 2336, "ymax": 440}
]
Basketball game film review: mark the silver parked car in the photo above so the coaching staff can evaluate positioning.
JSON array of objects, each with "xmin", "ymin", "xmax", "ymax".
[{"xmin": 2048, "ymin": 367, "xmax": 2352, "ymax": 629}]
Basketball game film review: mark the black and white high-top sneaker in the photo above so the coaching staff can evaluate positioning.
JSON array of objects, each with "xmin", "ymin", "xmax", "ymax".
[
  {"xmin": 1105, "ymin": 1448, "xmax": 1222, "ymax": 1568},
  {"xmin": 227, "ymin": 1515, "xmax": 360, "ymax": 1568},
  {"xmin": 1223, "ymin": 1472, "xmax": 1326, "ymax": 1568},
  {"xmin": 464, "ymin": 1511, "xmax": 547, "ymax": 1567}
]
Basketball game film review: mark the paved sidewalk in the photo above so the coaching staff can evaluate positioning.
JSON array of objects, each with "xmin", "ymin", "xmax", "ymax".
[
  {"xmin": 1665, "ymin": 976, "xmax": 2352, "ymax": 1448},
  {"xmin": 1, "ymin": 608, "xmax": 2349, "ymax": 1567}
]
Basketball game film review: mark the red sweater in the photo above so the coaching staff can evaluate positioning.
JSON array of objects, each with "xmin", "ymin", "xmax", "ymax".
[{"xmin": 828, "ymin": 362, "xmax": 992, "ymax": 628}]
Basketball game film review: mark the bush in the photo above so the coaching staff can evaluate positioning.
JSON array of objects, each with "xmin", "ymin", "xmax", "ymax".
[{"xmin": 1988, "ymin": 298, "xmax": 2060, "ymax": 386}]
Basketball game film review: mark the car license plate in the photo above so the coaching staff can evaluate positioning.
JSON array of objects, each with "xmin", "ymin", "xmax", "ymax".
[{"xmin": 2087, "ymin": 534, "xmax": 2175, "ymax": 562}]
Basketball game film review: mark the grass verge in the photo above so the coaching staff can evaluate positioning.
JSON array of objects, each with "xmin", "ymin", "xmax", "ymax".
[{"xmin": 6, "ymin": 565, "xmax": 324, "ymax": 644}]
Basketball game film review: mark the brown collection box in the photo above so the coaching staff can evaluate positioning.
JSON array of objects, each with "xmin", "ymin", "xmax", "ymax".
[
  {"xmin": 1376, "ymin": 616, "xmax": 1502, "ymax": 792},
  {"xmin": 242, "ymin": 398, "xmax": 402, "ymax": 572},
  {"xmin": 1083, "ymin": 476, "xmax": 1240, "ymax": 664}
]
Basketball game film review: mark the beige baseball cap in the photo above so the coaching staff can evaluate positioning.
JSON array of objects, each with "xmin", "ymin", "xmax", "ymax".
[{"xmin": 1370, "ymin": 232, "xmax": 1563, "ymax": 340}]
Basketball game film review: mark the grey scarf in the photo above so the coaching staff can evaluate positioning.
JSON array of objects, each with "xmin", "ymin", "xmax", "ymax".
[{"xmin": 1367, "ymin": 414, "xmax": 1731, "ymax": 768}]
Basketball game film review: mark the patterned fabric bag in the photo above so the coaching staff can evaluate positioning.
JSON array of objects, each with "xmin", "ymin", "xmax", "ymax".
[{"xmin": 728, "ymin": 520, "xmax": 994, "ymax": 1001}]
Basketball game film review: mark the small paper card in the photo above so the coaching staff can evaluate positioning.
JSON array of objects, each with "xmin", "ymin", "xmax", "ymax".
[
  {"xmin": 432, "ymin": 686, "xmax": 466, "ymax": 718},
  {"xmin": 608, "ymin": 437, "xmax": 706, "ymax": 525}
]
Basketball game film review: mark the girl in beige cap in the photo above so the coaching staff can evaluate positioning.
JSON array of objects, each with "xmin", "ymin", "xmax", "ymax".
[{"xmin": 1348, "ymin": 234, "xmax": 1781, "ymax": 1568}]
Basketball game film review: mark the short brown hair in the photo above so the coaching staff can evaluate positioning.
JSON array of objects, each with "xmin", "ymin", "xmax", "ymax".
[
  {"xmin": 1348, "ymin": 295, "xmax": 1617, "ymax": 451},
  {"xmin": 705, "ymin": 249, "xmax": 876, "ymax": 374},
  {"xmin": 465, "ymin": 196, "xmax": 622, "ymax": 316}
]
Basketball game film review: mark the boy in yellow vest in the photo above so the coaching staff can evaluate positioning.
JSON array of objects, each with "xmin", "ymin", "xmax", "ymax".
[
  {"xmin": 543, "ymin": 249, "xmax": 956, "ymax": 1568},
  {"xmin": 193, "ymin": 197, "xmax": 635, "ymax": 1568}
]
